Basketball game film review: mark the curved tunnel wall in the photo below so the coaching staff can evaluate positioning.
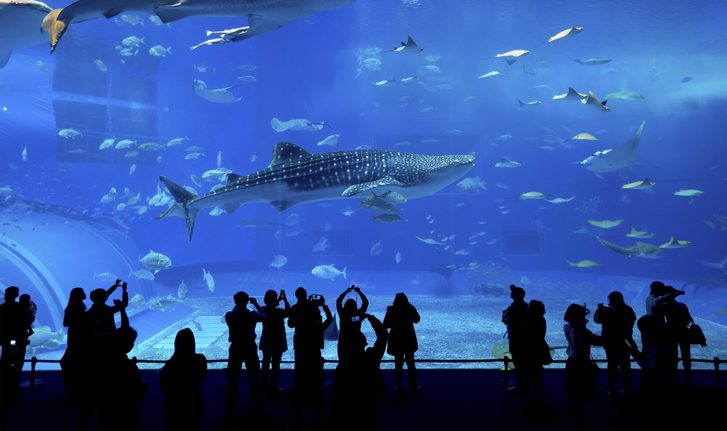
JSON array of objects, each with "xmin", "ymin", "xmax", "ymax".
[{"xmin": 0, "ymin": 210, "xmax": 149, "ymax": 332}]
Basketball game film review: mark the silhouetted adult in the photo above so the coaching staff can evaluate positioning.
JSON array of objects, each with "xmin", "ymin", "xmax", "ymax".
[
  {"xmin": 287, "ymin": 287, "xmax": 333, "ymax": 428},
  {"xmin": 593, "ymin": 291, "xmax": 636, "ymax": 395},
  {"xmin": 563, "ymin": 303, "xmax": 602, "ymax": 431},
  {"xmin": 88, "ymin": 281, "xmax": 128, "ymax": 354},
  {"xmin": 260, "ymin": 289, "xmax": 290, "ymax": 393},
  {"xmin": 336, "ymin": 285, "xmax": 369, "ymax": 364},
  {"xmin": 0, "ymin": 286, "xmax": 28, "ymax": 402},
  {"xmin": 662, "ymin": 286, "xmax": 695, "ymax": 385},
  {"xmin": 60, "ymin": 287, "xmax": 93, "ymax": 403},
  {"xmin": 636, "ymin": 314, "xmax": 671, "ymax": 396},
  {"xmin": 224, "ymin": 291, "xmax": 265, "ymax": 418},
  {"xmin": 331, "ymin": 313, "xmax": 388, "ymax": 430},
  {"xmin": 160, "ymin": 328, "xmax": 208, "ymax": 431},
  {"xmin": 501, "ymin": 284, "xmax": 529, "ymax": 395},
  {"xmin": 17, "ymin": 294, "xmax": 36, "ymax": 337},
  {"xmin": 645, "ymin": 281, "xmax": 683, "ymax": 324},
  {"xmin": 97, "ymin": 298, "xmax": 146, "ymax": 431},
  {"xmin": 523, "ymin": 299, "xmax": 547, "ymax": 402},
  {"xmin": 383, "ymin": 292, "xmax": 420, "ymax": 392}
]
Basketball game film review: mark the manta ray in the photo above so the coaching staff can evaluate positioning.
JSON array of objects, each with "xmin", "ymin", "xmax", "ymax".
[
  {"xmin": 596, "ymin": 236, "xmax": 661, "ymax": 258},
  {"xmin": 578, "ymin": 121, "xmax": 646, "ymax": 173},
  {"xmin": 158, "ymin": 142, "xmax": 475, "ymax": 240},
  {"xmin": 0, "ymin": 0, "xmax": 52, "ymax": 68},
  {"xmin": 43, "ymin": 0, "xmax": 354, "ymax": 52}
]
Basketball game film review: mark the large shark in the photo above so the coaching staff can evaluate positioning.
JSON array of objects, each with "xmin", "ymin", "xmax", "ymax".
[
  {"xmin": 0, "ymin": 0, "xmax": 52, "ymax": 68},
  {"xmin": 596, "ymin": 236, "xmax": 662, "ymax": 258},
  {"xmin": 578, "ymin": 121, "xmax": 646, "ymax": 173},
  {"xmin": 43, "ymin": 0, "xmax": 353, "ymax": 52},
  {"xmin": 158, "ymin": 142, "xmax": 475, "ymax": 240}
]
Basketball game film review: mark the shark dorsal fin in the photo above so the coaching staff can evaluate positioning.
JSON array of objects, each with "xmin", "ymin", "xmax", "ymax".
[{"xmin": 269, "ymin": 142, "xmax": 312, "ymax": 168}]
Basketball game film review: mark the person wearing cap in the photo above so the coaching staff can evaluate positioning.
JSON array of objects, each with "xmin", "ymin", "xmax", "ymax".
[
  {"xmin": 563, "ymin": 303, "xmax": 602, "ymax": 431},
  {"xmin": 645, "ymin": 281, "xmax": 684, "ymax": 324},
  {"xmin": 501, "ymin": 284, "xmax": 529, "ymax": 395}
]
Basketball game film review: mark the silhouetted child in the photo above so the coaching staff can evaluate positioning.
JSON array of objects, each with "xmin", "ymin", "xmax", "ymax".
[
  {"xmin": 336, "ymin": 285, "xmax": 369, "ymax": 364},
  {"xmin": 260, "ymin": 289, "xmax": 289, "ymax": 394},
  {"xmin": 524, "ymin": 299, "xmax": 547, "ymax": 402},
  {"xmin": 18, "ymin": 294, "xmax": 36, "ymax": 337},
  {"xmin": 384, "ymin": 292, "xmax": 420, "ymax": 393},
  {"xmin": 593, "ymin": 291, "xmax": 636, "ymax": 395},
  {"xmin": 224, "ymin": 291, "xmax": 265, "ymax": 418},
  {"xmin": 160, "ymin": 328, "xmax": 208, "ymax": 431},
  {"xmin": 563, "ymin": 303, "xmax": 602, "ymax": 431},
  {"xmin": 502, "ymin": 284, "xmax": 529, "ymax": 395}
]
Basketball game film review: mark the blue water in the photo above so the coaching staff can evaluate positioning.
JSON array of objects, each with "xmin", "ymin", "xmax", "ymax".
[{"xmin": 1, "ymin": 0, "xmax": 726, "ymax": 364}]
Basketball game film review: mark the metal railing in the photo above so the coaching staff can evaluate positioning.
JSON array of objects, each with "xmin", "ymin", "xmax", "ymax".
[{"xmin": 25, "ymin": 356, "xmax": 726, "ymax": 389}]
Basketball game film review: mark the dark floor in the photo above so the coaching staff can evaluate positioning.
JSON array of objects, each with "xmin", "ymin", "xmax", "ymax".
[{"xmin": 1, "ymin": 368, "xmax": 725, "ymax": 431}]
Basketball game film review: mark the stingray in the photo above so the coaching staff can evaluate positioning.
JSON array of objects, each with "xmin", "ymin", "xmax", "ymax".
[
  {"xmin": 578, "ymin": 121, "xmax": 646, "ymax": 173},
  {"xmin": 192, "ymin": 79, "xmax": 241, "ymax": 103},
  {"xmin": 596, "ymin": 236, "xmax": 661, "ymax": 258}
]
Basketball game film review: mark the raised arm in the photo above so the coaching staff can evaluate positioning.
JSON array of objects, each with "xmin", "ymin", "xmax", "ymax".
[
  {"xmin": 321, "ymin": 301, "xmax": 333, "ymax": 331},
  {"xmin": 336, "ymin": 288, "xmax": 349, "ymax": 315},
  {"xmin": 356, "ymin": 287, "xmax": 369, "ymax": 314}
]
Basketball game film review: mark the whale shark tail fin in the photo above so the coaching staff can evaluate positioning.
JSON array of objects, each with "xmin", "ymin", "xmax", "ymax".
[
  {"xmin": 0, "ymin": 49, "xmax": 10, "ymax": 69},
  {"xmin": 159, "ymin": 176, "xmax": 199, "ymax": 241},
  {"xmin": 42, "ymin": 9, "xmax": 68, "ymax": 53}
]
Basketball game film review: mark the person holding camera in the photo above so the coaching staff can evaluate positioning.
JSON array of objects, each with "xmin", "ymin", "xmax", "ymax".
[
  {"xmin": 287, "ymin": 287, "xmax": 333, "ymax": 428},
  {"xmin": 384, "ymin": 292, "xmax": 421, "ymax": 393},
  {"xmin": 593, "ymin": 291, "xmax": 636, "ymax": 396},
  {"xmin": 88, "ymin": 280, "xmax": 129, "ymax": 339},
  {"xmin": 224, "ymin": 291, "xmax": 265, "ymax": 419},
  {"xmin": 260, "ymin": 289, "xmax": 290, "ymax": 394},
  {"xmin": 336, "ymin": 285, "xmax": 369, "ymax": 365},
  {"xmin": 662, "ymin": 286, "xmax": 695, "ymax": 385}
]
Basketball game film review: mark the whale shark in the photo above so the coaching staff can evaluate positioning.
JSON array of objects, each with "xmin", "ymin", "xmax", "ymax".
[
  {"xmin": 0, "ymin": 0, "xmax": 52, "ymax": 68},
  {"xmin": 43, "ymin": 0, "xmax": 354, "ymax": 52},
  {"xmin": 578, "ymin": 121, "xmax": 646, "ymax": 173},
  {"xmin": 158, "ymin": 142, "xmax": 475, "ymax": 240}
]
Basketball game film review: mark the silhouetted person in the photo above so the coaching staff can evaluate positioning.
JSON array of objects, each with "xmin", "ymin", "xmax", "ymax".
[
  {"xmin": 523, "ymin": 299, "xmax": 547, "ymax": 403},
  {"xmin": 563, "ymin": 303, "xmax": 602, "ymax": 431},
  {"xmin": 88, "ymin": 281, "xmax": 128, "ymax": 354},
  {"xmin": 331, "ymin": 313, "xmax": 388, "ymax": 430},
  {"xmin": 17, "ymin": 294, "xmax": 36, "ymax": 337},
  {"xmin": 224, "ymin": 291, "xmax": 265, "ymax": 419},
  {"xmin": 645, "ymin": 280, "xmax": 683, "ymax": 323},
  {"xmin": 0, "ymin": 286, "xmax": 28, "ymax": 402},
  {"xmin": 287, "ymin": 287, "xmax": 333, "ymax": 428},
  {"xmin": 97, "ymin": 298, "xmax": 146, "ymax": 431},
  {"xmin": 61, "ymin": 287, "xmax": 93, "ymax": 403},
  {"xmin": 635, "ymin": 314, "xmax": 671, "ymax": 396},
  {"xmin": 662, "ymin": 286, "xmax": 695, "ymax": 385},
  {"xmin": 383, "ymin": 292, "xmax": 420, "ymax": 392},
  {"xmin": 260, "ymin": 289, "xmax": 290, "ymax": 394},
  {"xmin": 336, "ymin": 285, "xmax": 369, "ymax": 364},
  {"xmin": 593, "ymin": 291, "xmax": 636, "ymax": 395},
  {"xmin": 501, "ymin": 284, "xmax": 528, "ymax": 395},
  {"xmin": 160, "ymin": 328, "xmax": 208, "ymax": 431}
]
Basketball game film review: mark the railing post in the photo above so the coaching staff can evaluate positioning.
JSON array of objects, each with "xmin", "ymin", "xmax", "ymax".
[
  {"xmin": 503, "ymin": 356, "xmax": 510, "ymax": 389},
  {"xmin": 30, "ymin": 356, "xmax": 37, "ymax": 387},
  {"xmin": 714, "ymin": 357, "xmax": 720, "ymax": 388}
]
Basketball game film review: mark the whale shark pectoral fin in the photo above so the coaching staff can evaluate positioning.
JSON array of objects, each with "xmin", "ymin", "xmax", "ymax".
[
  {"xmin": 155, "ymin": 5, "xmax": 195, "ymax": 23},
  {"xmin": 226, "ymin": 173, "xmax": 243, "ymax": 185},
  {"xmin": 223, "ymin": 204, "xmax": 240, "ymax": 214},
  {"xmin": 103, "ymin": 8, "xmax": 124, "ymax": 19},
  {"xmin": 0, "ymin": 49, "xmax": 10, "ymax": 69},
  {"xmin": 342, "ymin": 177, "xmax": 403, "ymax": 197},
  {"xmin": 270, "ymin": 201, "xmax": 295, "ymax": 212},
  {"xmin": 41, "ymin": 9, "xmax": 68, "ymax": 53},
  {"xmin": 227, "ymin": 14, "xmax": 282, "ymax": 42}
]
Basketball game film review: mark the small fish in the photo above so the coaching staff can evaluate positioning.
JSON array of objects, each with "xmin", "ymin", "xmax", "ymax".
[
  {"xmin": 372, "ymin": 213, "xmax": 401, "ymax": 223},
  {"xmin": 570, "ymin": 133, "xmax": 598, "ymax": 141},
  {"xmin": 237, "ymin": 75, "xmax": 256, "ymax": 83},
  {"xmin": 673, "ymin": 189, "xmax": 703, "ymax": 197},
  {"xmin": 681, "ymin": 77, "xmax": 693, "ymax": 83},
  {"xmin": 115, "ymin": 139, "xmax": 135, "ymax": 149},
  {"xmin": 495, "ymin": 49, "xmax": 529, "ymax": 65},
  {"xmin": 99, "ymin": 138, "xmax": 115, "ymax": 150},
  {"xmin": 209, "ymin": 206, "xmax": 224, "ymax": 216},
  {"xmin": 416, "ymin": 236, "xmax": 446, "ymax": 246},
  {"xmin": 519, "ymin": 191, "xmax": 549, "ymax": 200},
  {"xmin": 202, "ymin": 268, "xmax": 215, "ymax": 292},
  {"xmin": 93, "ymin": 272, "xmax": 118, "ymax": 282},
  {"xmin": 545, "ymin": 196, "xmax": 575, "ymax": 204},
  {"xmin": 311, "ymin": 264, "xmax": 347, "ymax": 280},
  {"xmin": 21, "ymin": 146, "xmax": 27, "ymax": 162},
  {"xmin": 270, "ymin": 255, "xmax": 287, "ymax": 269},
  {"xmin": 495, "ymin": 158, "xmax": 521, "ymax": 168},
  {"xmin": 166, "ymin": 137, "xmax": 187, "ymax": 147},
  {"xmin": 130, "ymin": 269, "xmax": 155, "ymax": 281},
  {"xmin": 478, "ymin": 70, "xmax": 501, "ymax": 79},
  {"xmin": 312, "ymin": 237, "xmax": 330, "ymax": 252},
  {"xmin": 177, "ymin": 280, "xmax": 188, "ymax": 299},
  {"xmin": 148, "ymin": 45, "xmax": 172, "ymax": 57},
  {"xmin": 369, "ymin": 241, "xmax": 383, "ymax": 255},
  {"xmin": 567, "ymin": 260, "xmax": 601, "ymax": 268},
  {"xmin": 58, "ymin": 128, "xmax": 82, "ymax": 139},
  {"xmin": 129, "ymin": 164, "xmax": 136, "ymax": 175},
  {"xmin": 395, "ymin": 251, "xmax": 402, "ymax": 264},
  {"xmin": 184, "ymin": 152, "xmax": 205, "ymax": 160},
  {"xmin": 622, "ymin": 178, "xmax": 656, "ymax": 190},
  {"xmin": 94, "ymin": 59, "xmax": 108, "ymax": 73}
]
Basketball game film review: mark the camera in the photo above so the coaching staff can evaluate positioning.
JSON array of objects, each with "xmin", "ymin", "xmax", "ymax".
[{"xmin": 309, "ymin": 294, "xmax": 324, "ymax": 305}]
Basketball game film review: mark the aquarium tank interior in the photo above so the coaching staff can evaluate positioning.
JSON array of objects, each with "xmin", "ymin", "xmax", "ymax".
[{"xmin": 0, "ymin": 0, "xmax": 726, "ymax": 369}]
